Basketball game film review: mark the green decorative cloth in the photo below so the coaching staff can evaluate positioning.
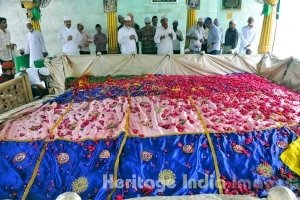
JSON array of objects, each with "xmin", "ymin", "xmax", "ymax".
[
  {"xmin": 262, "ymin": 3, "xmax": 272, "ymax": 16},
  {"xmin": 31, "ymin": 7, "xmax": 41, "ymax": 20}
]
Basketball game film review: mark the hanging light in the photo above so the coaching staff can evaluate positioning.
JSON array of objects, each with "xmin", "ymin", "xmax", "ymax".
[
  {"xmin": 20, "ymin": 0, "xmax": 36, "ymax": 9},
  {"xmin": 20, "ymin": 0, "xmax": 51, "ymax": 8}
]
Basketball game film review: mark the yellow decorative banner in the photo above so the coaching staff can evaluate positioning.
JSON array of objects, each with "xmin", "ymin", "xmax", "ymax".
[{"xmin": 280, "ymin": 138, "xmax": 300, "ymax": 176}]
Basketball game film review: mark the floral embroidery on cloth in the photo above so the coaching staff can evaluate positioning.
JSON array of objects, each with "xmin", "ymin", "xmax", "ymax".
[
  {"xmin": 99, "ymin": 150, "xmax": 110, "ymax": 159},
  {"xmin": 141, "ymin": 151, "xmax": 153, "ymax": 161},
  {"xmin": 57, "ymin": 153, "xmax": 70, "ymax": 164},
  {"xmin": 13, "ymin": 152, "xmax": 26, "ymax": 162},
  {"xmin": 158, "ymin": 169, "xmax": 176, "ymax": 186},
  {"xmin": 72, "ymin": 177, "xmax": 89, "ymax": 194},
  {"xmin": 256, "ymin": 162, "xmax": 273, "ymax": 178}
]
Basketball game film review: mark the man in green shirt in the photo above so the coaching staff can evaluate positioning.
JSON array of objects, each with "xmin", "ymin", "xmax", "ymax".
[{"xmin": 139, "ymin": 17, "xmax": 156, "ymax": 54}]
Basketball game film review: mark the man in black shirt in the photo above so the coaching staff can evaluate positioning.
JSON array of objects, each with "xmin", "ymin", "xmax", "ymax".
[
  {"xmin": 223, "ymin": 19, "xmax": 239, "ymax": 54},
  {"xmin": 117, "ymin": 15, "xmax": 124, "ymax": 30}
]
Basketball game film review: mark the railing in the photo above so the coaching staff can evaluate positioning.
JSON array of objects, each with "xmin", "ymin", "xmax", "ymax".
[{"xmin": 0, "ymin": 75, "xmax": 33, "ymax": 114}]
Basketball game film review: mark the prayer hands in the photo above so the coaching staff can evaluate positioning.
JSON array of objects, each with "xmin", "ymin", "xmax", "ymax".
[
  {"xmin": 6, "ymin": 44, "xmax": 15, "ymax": 50},
  {"xmin": 129, "ymin": 35, "xmax": 136, "ymax": 41},
  {"xmin": 168, "ymin": 33, "xmax": 173, "ymax": 39},
  {"xmin": 160, "ymin": 35, "xmax": 166, "ymax": 40},
  {"xmin": 245, "ymin": 44, "xmax": 251, "ymax": 50},
  {"xmin": 67, "ymin": 35, "xmax": 73, "ymax": 41}
]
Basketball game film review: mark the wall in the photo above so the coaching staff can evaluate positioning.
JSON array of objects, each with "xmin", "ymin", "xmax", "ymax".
[
  {"xmin": 0, "ymin": 0, "xmax": 264, "ymax": 56},
  {"xmin": 272, "ymin": 0, "xmax": 300, "ymax": 59}
]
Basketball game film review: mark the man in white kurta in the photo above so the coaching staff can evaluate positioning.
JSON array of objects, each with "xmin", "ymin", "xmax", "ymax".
[
  {"xmin": 25, "ymin": 21, "xmax": 47, "ymax": 67},
  {"xmin": 239, "ymin": 17, "xmax": 256, "ymax": 54},
  {"xmin": 58, "ymin": 16, "xmax": 82, "ymax": 55},
  {"xmin": 186, "ymin": 18, "xmax": 205, "ymax": 53},
  {"xmin": 118, "ymin": 15, "xmax": 138, "ymax": 54},
  {"xmin": 154, "ymin": 16, "xmax": 176, "ymax": 55}
]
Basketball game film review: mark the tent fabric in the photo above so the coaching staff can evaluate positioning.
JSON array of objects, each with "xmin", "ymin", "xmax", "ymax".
[
  {"xmin": 44, "ymin": 54, "xmax": 300, "ymax": 95},
  {"xmin": 282, "ymin": 58, "xmax": 300, "ymax": 90},
  {"xmin": 45, "ymin": 57, "xmax": 66, "ymax": 95},
  {"xmin": 258, "ymin": 55, "xmax": 290, "ymax": 84}
]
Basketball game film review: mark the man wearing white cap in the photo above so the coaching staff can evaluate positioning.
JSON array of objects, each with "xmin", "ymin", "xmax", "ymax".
[
  {"xmin": 140, "ymin": 17, "xmax": 156, "ymax": 54},
  {"xmin": 240, "ymin": 16, "xmax": 256, "ymax": 55},
  {"xmin": 223, "ymin": 19, "xmax": 239, "ymax": 54},
  {"xmin": 118, "ymin": 15, "xmax": 138, "ymax": 54},
  {"xmin": 154, "ymin": 16, "xmax": 176, "ymax": 55},
  {"xmin": 25, "ymin": 19, "xmax": 48, "ymax": 67},
  {"xmin": 26, "ymin": 67, "xmax": 50, "ymax": 98},
  {"xmin": 58, "ymin": 16, "xmax": 82, "ymax": 55},
  {"xmin": 127, "ymin": 13, "xmax": 140, "ymax": 54},
  {"xmin": 186, "ymin": 18, "xmax": 205, "ymax": 53}
]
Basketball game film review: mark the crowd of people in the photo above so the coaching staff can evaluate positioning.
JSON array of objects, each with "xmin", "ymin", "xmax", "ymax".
[
  {"xmin": 0, "ymin": 14, "xmax": 257, "ymax": 61},
  {"xmin": 115, "ymin": 14, "xmax": 256, "ymax": 56},
  {"xmin": 55, "ymin": 14, "xmax": 256, "ymax": 56},
  {"xmin": 0, "ymin": 17, "xmax": 50, "ymax": 98},
  {"xmin": 0, "ymin": 14, "xmax": 257, "ymax": 97},
  {"xmin": 0, "ymin": 60, "xmax": 50, "ymax": 99}
]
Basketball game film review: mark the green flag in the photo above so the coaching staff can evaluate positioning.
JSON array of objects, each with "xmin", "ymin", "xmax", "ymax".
[{"xmin": 262, "ymin": 3, "xmax": 272, "ymax": 16}]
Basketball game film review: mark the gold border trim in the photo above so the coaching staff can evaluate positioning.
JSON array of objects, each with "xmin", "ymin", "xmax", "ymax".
[
  {"xmin": 107, "ymin": 97, "xmax": 131, "ymax": 200},
  {"xmin": 21, "ymin": 142, "xmax": 48, "ymax": 200},
  {"xmin": 21, "ymin": 101, "xmax": 74, "ymax": 199},
  {"xmin": 49, "ymin": 101, "xmax": 74, "ymax": 141},
  {"xmin": 190, "ymin": 97, "xmax": 224, "ymax": 194}
]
